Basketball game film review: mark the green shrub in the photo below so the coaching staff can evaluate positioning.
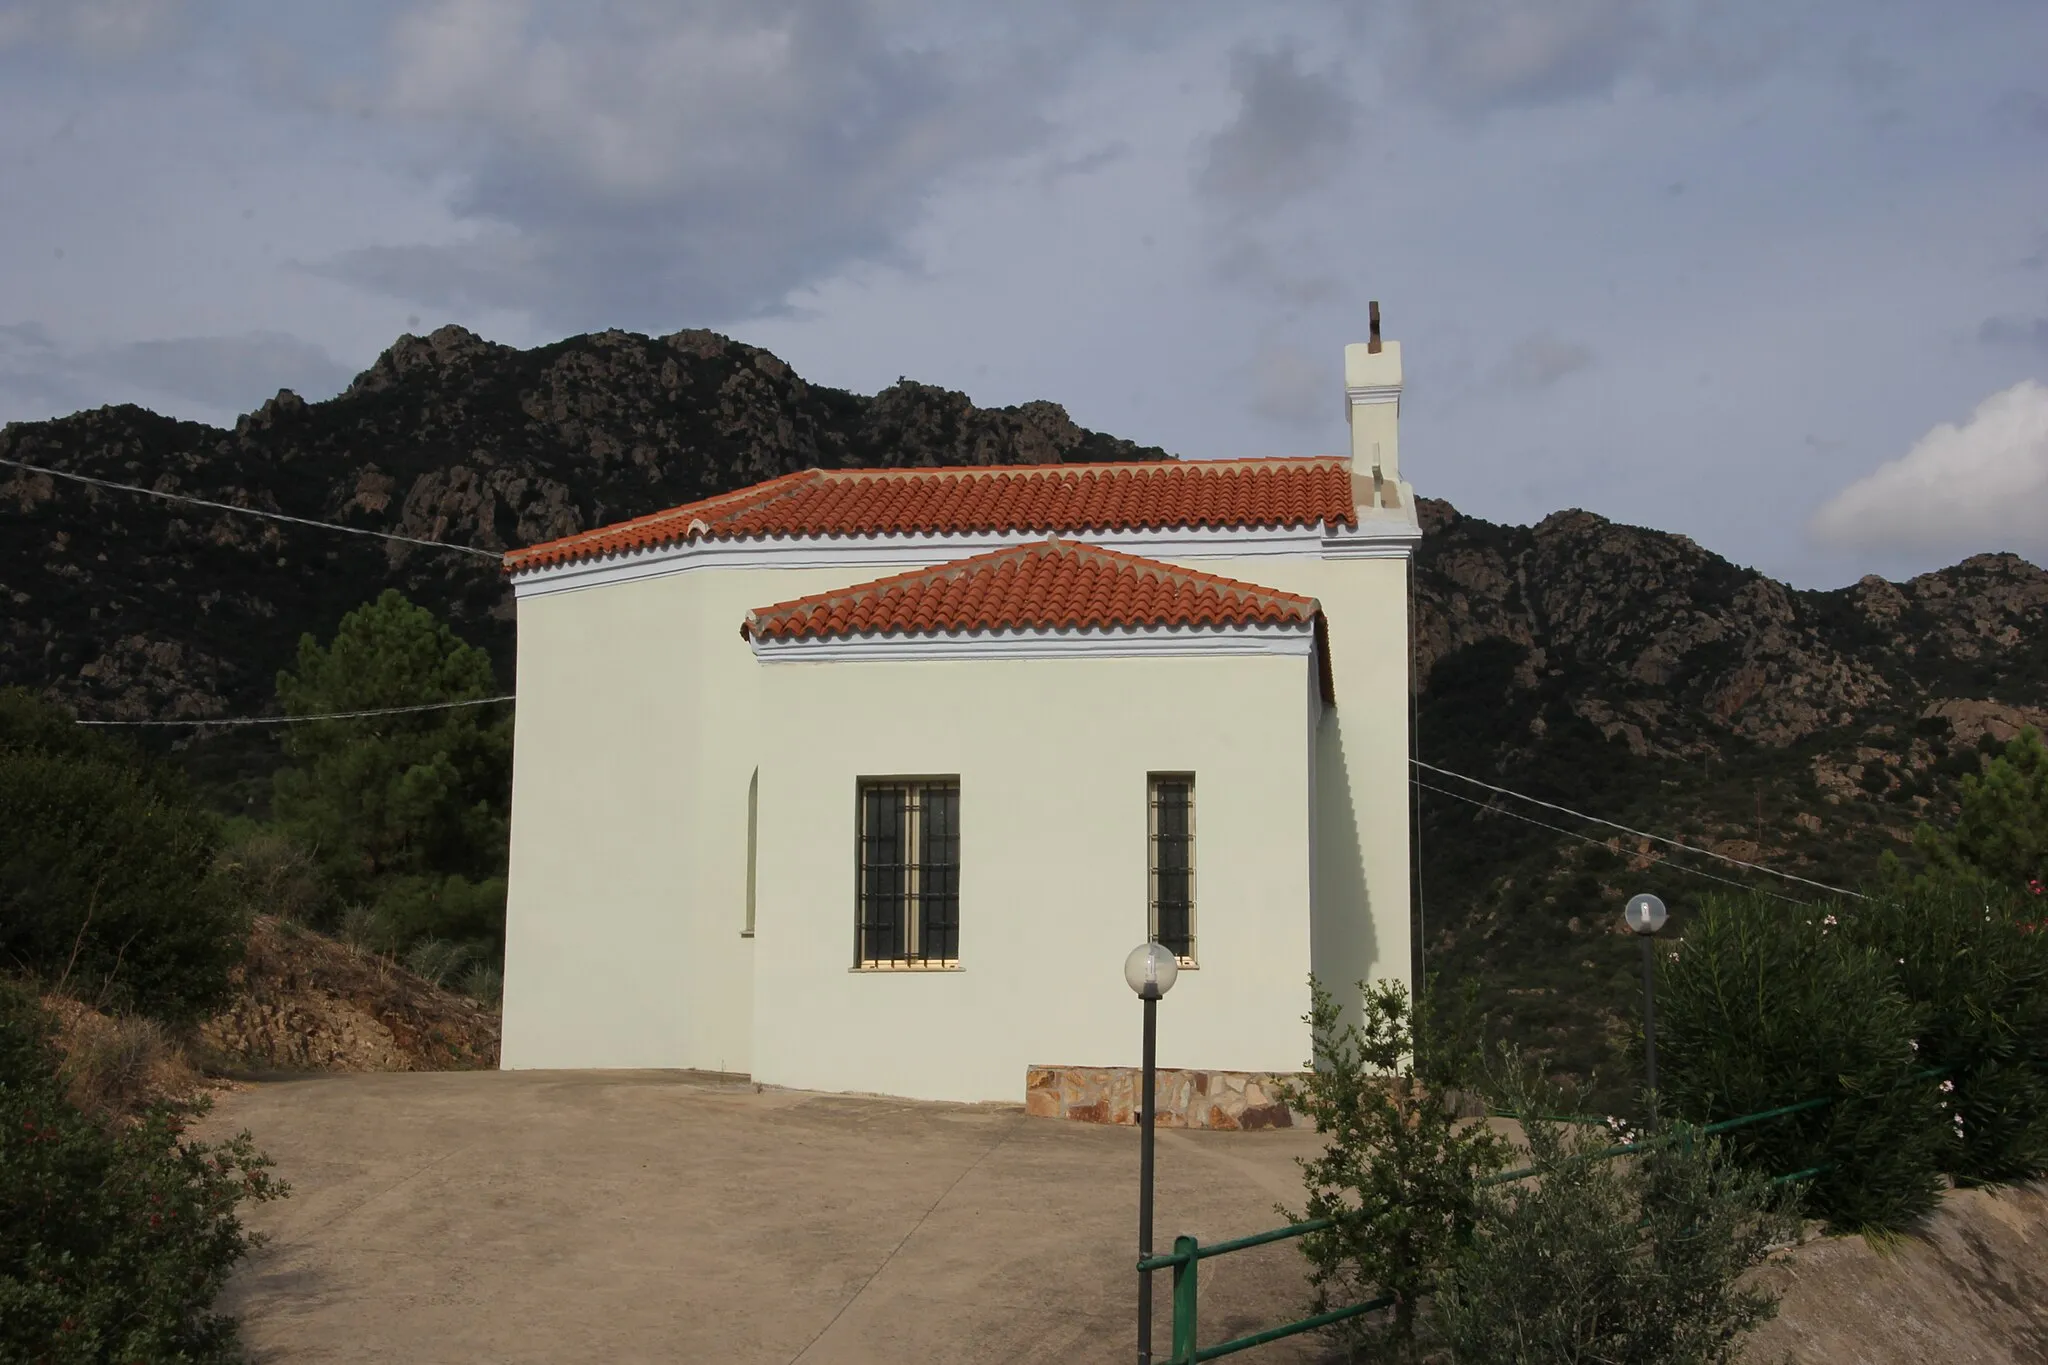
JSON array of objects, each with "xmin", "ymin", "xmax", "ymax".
[
  {"xmin": 401, "ymin": 937, "xmax": 481, "ymax": 988},
  {"xmin": 1840, "ymin": 880, "xmax": 2048, "ymax": 1184},
  {"xmin": 0, "ymin": 736, "xmax": 247, "ymax": 1024},
  {"xmin": 214, "ymin": 825, "xmax": 335, "ymax": 928},
  {"xmin": 458, "ymin": 963, "xmax": 504, "ymax": 1008},
  {"xmin": 1655, "ymin": 893, "xmax": 1948, "ymax": 1234},
  {"xmin": 1277, "ymin": 979, "xmax": 1509, "ymax": 1357},
  {"xmin": 0, "ymin": 980, "xmax": 287, "ymax": 1362},
  {"xmin": 1430, "ymin": 1061, "xmax": 1795, "ymax": 1364},
  {"xmin": 372, "ymin": 873, "xmax": 507, "ymax": 953}
]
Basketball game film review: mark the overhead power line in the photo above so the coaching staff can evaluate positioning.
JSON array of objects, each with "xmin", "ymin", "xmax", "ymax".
[
  {"xmin": 0, "ymin": 455, "xmax": 504, "ymax": 561},
  {"xmin": 1413, "ymin": 759, "xmax": 1867, "ymax": 901},
  {"xmin": 75, "ymin": 696, "xmax": 515, "ymax": 727},
  {"xmin": 1412, "ymin": 778, "xmax": 1802, "ymax": 904}
]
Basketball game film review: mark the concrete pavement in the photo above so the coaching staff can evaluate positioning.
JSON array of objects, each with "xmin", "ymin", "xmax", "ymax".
[{"xmin": 202, "ymin": 1070, "xmax": 1344, "ymax": 1364}]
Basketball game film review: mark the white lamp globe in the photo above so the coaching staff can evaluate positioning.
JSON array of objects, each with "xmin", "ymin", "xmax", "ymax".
[
  {"xmin": 1124, "ymin": 941, "xmax": 1179, "ymax": 999},
  {"xmin": 1624, "ymin": 893, "xmax": 1669, "ymax": 936}
]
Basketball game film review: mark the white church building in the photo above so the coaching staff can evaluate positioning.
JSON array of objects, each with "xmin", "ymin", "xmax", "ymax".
[{"xmin": 498, "ymin": 326, "xmax": 1420, "ymax": 1104}]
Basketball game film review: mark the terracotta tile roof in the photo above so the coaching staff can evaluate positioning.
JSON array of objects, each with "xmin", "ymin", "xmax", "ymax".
[
  {"xmin": 504, "ymin": 458, "xmax": 1358, "ymax": 573},
  {"xmin": 743, "ymin": 537, "xmax": 1320, "ymax": 641}
]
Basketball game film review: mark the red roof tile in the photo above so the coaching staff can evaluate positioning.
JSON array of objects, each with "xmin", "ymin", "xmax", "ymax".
[
  {"xmin": 743, "ymin": 537, "xmax": 1320, "ymax": 642},
  {"xmin": 505, "ymin": 458, "xmax": 1358, "ymax": 572}
]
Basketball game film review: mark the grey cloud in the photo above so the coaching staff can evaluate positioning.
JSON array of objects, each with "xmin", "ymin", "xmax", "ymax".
[
  {"xmin": 0, "ymin": 0, "xmax": 185, "ymax": 56},
  {"xmin": 318, "ymin": 0, "xmax": 1060, "ymax": 330},
  {"xmin": 1212, "ymin": 239, "xmax": 1346, "ymax": 308},
  {"xmin": 0, "ymin": 323, "xmax": 95, "ymax": 420},
  {"xmin": 1994, "ymin": 88, "xmax": 2048, "ymax": 134},
  {"xmin": 1383, "ymin": 0, "xmax": 1797, "ymax": 116},
  {"xmin": 1249, "ymin": 342, "xmax": 1332, "ymax": 428},
  {"xmin": 1496, "ymin": 333, "xmax": 1595, "ymax": 389},
  {"xmin": 94, "ymin": 332, "xmax": 353, "ymax": 409},
  {"xmin": 1196, "ymin": 44, "xmax": 1356, "ymax": 210},
  {"xmin": 1980, "ymin": 314, "xmax": 2048, "ymax": 353},
  {"xmin": 1393, "ymin": 0, "xmax": 1658, "ymax": 114},
  {"xmin": 0, "ymin": 323, "xmax": 351, "ymax": 424},
  {"xmin": 1040, "ymin": 142, "xmax": 1130, "ymax": 186}
]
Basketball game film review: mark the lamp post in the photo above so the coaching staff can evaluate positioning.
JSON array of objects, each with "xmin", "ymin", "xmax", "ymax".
[
  {"xmin": 1623, "ymin": 892, "xmax": 1668, "ymax": 1120},
  {"xmin": 1124, "ymin": 940, "xmax": 1179, "ymax": 1365}
]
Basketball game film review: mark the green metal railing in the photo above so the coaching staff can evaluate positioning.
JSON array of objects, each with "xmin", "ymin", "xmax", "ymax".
[{"xmin": 1136, "ymin": 1090, "xmax": 1869, "ymax": 1363}]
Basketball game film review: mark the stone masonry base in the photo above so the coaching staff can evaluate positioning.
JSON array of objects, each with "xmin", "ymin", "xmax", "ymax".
[{"xmin": 1024, "ymin": 1065, "xmax": 1300, "ymax": 1130}]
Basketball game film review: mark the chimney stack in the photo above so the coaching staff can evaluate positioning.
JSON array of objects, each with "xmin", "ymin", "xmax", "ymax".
[{"xmin": 1345, "ymin": 301, "xmax": 1403, "ymax": 505}]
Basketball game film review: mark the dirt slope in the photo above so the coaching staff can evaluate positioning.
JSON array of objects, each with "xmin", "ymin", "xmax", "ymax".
[
  {"xmin": 198, "ymin": 916, "xmax": 500, "ymax": 1072},
  {"xmin": 1745, "ymin": 1183, "xmax": 2048, "ymax": 1363}
]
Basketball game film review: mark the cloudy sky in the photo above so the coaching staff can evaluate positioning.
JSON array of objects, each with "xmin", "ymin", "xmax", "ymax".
[{"xmin": 2, "ymin": 0, "xmax": 2045, "ymax": 587}]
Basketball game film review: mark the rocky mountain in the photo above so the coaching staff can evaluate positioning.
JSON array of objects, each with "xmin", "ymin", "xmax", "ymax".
[
  {"xmin": 5, "ymin": 323, "xmax": 2045, "ymax": 1079},
  {"xmin": 1411, "ymin": 500, "xmax": 2048, "ymax": 1078},
  {"xmin": 0, "ymin": 325, "xmax": 1166, "ymax": 798}
]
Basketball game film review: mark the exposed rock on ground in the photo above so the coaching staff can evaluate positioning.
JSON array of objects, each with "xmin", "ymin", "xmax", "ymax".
[
  {"xmin": 199, "ymin": 916, "xmax": 499, "ymax": 1073},
  {"xmin": 38, "ymin": 914, "xmax": 500, "ymax": 1121}
]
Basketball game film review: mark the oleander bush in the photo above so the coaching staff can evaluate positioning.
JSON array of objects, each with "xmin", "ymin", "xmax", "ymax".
[
  {"xmin": 1840, "ymin": 880, "xmax": 2048, "ymax": 1184},
  {"xmin": 1654, "ymin": 893, "xmax": 1949, "ymax": 1234}
]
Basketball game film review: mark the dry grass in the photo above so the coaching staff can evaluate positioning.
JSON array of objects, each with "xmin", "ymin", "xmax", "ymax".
[
  {"xmin": 215, "ymin": 827, "xmax": 330, "ymax": 925},
  {"xmin": 40, "ymin": 993, "xmax": 208, "ymax": 1119}
]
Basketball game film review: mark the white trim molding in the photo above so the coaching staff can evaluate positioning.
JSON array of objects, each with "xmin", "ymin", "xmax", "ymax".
[
  {"xmin": 749, "ymin": 619, "xmax": 1316, "ymax": 665},
  {"xmin": 1345, "ymin": 383, "xmax": 1403, "ymax": 412},
  {"xmin": 511, "ymin": 518, "xmax": 1420, "ymax": 599}
]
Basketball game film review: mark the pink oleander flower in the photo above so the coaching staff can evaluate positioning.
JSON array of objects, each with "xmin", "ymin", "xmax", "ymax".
[{"xmin": 1940, "ymin": 1079, "xmax": 1955, "ymax": 1093}]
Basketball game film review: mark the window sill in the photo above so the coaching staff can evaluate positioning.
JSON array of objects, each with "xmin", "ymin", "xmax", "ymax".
[{"xmin": 850, "ymin": 962, "xmax": 963, "ymax": 973}]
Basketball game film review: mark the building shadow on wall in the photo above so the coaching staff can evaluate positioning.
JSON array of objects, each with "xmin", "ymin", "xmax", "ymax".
[{"xmin": 1311, "ymin": 715, "xmax": 1378, "ymax": 1022}]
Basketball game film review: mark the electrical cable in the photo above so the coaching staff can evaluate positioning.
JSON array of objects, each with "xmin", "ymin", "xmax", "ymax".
[
  {"xmin": 0, "ymin": 449, "xmax": 1872, "ymax": 905},
  {"xmin": 74, "ymin": 695, "xmax": 515, "ymax": 727},
  {"xmin": 0, "ymin": 455, "xmax": 504, "ymax": 561},
  {"xmin": 1412, "ymin": 758, "xmax": 1868, "ymax": 900},
  {"xmin": 1413, "ymin": 777, "xmax": 1805, "ymax": 904}
]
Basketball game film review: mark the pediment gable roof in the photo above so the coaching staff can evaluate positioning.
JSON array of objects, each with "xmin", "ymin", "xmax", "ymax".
[{"xmin": 741, "ymin": 537, "xmax": 1320, "ymax": 642}]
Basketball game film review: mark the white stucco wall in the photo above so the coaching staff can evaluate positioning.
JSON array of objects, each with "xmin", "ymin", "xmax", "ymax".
[
  {"xmin": 1192, "ymin": 554, "xmax": 1415, "ymax": 1016},
  {"xmin": 500, "ymin": 535, "xmax": 1413, "ymax": 1098},
  {"xmin": 750, "ymin": 649, "xmax": 1316, "ymax": 1102}
]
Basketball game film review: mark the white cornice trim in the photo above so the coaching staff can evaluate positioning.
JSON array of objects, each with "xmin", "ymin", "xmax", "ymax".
[
  {"xmin": 510, "ymin": 519, "xmax": 1419, "ymax": 598},
  {"xmin": 1346, "ymin": 383, "xmax": 1403, "ymax": 408},
  {"xmin": 749, "ymin": 620, "xmax": 1318, "ymax": 665}
]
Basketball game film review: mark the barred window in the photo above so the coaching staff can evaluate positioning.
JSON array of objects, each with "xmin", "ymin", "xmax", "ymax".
[
  {"xmin": 857, "ymin": 779, "xmax": 960, "ymax": 968},
  {"xmin": 1149, "ymin": 774, "xmax": 1195, "ymax": 963}
]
